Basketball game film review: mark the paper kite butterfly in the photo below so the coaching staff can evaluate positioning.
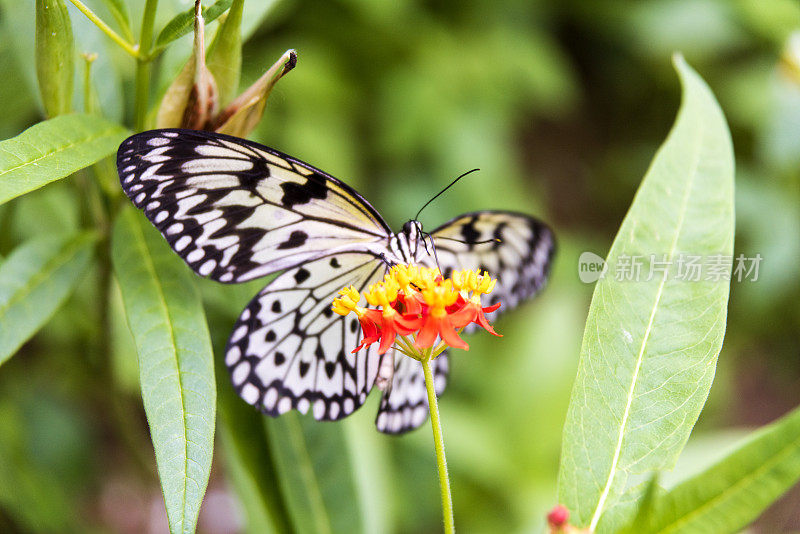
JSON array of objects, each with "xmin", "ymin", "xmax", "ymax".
[{"xmin": 117, "ymin": 129, "xmax": 555, "ymax": 434}]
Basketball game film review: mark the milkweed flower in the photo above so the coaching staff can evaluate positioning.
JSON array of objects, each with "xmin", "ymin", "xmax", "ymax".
[
  {"xmin": 332, "ymin": 264, "xmax": 503, "ymax": 534},
  {"xmin": 332, "ymin": 264, "xmax": 502, "ymax": 359}
]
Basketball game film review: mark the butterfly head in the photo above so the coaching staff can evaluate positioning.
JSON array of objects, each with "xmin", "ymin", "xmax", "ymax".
[
  {"xmin": 401, "ymin": 219, "xmax": 442, "ymax": 268},
  {"xmin": 402, "ymin": 220, "xmax": 424, "ymax": 238}
]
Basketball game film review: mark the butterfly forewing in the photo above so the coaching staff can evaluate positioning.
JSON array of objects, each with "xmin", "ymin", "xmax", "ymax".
[{"xmin": 117, "ymin": 129, "xmax": 391, "ymax": 283}]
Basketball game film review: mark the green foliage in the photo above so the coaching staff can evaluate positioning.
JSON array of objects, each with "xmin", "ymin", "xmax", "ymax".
[
  {"xmin": 97, "ymin": 0, "xmax": 133, "ymax": 42},
  {"xmin": 0, "ymin": 114, "xmax": 128, "ymax": 205},
  {"xmin": 153, "ymin": 0, "xmax": 234, "ymax": 55},
  {"xmin": 0, "ymin": 404, "xmax": 80, "ymax": 532},
  {"xmin": 265, "ymin": 414, "xmax": 368, "ymax": 534},
  {"xmin": 641, "ymin": 404, "xmax": 800, "ymax": 533},
  {"xmin": 1, "ymin": 0, "xmax": 799, "ymax": 532},
  {"xmin": 35, "ymin": 0, "xmax": 74, "ymax": 118},
  {"xmin": 215, "ymin": 353, "xmax": 289, "ymax": 534},
  {"xmin": 558, "ymin": 56, "xmax": 735, "ymax": 530},
  {"xmin": 206, "ymin": 0, "xmax": 244, "ymax": 106},
  {"xmin": 111, "ymin": 208, "xmax": 216, "ymax": 534},
  {"xmin": 0, "ymin": 232, "xmax": 95, "ymax": 364}
]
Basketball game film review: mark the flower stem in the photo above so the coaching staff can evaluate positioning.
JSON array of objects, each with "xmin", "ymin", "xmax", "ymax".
[{"xmin": 422, "ymin": 357, "xmax": 454, "ymax": 533}]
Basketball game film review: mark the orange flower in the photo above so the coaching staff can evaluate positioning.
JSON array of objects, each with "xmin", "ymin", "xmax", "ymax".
[
  {"xmin": 332, "ymin": 265, "xmax": 501, "ymax": 359},
  {"xmin": 414, "ymin": 277, "xmax": 468, "ymax": 350}
]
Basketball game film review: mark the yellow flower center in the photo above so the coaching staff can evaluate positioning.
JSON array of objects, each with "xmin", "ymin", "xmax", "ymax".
[{"xmin": 421, "ymin": 279, "xmax": 459, "ymax": 310}]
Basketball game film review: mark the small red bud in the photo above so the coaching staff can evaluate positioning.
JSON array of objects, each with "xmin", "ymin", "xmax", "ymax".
[{"xmin": 547, "ymin": 504, "xmax": 570, "ymax": 528}]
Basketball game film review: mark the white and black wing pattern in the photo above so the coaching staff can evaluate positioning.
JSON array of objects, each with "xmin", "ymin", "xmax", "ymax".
[
  {"xmin": 225, "ymin": 252, "xmax": 389, "ymax": 421},
  {"xmin": 431, "ymin": 211, "xmax": 556, "ymax": 311},
  {"xmin": 375, "ymin": 353, "xmax": 449, "ymax": 434},
  {"xmin": 117, "ymin": 129, "xmax": 392, "ymax": 283}
]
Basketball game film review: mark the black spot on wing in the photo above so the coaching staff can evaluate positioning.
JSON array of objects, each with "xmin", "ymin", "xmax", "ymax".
[
  {"xmin": 277, "ymin": 230, "xmax": 308, "ymax": 249},
  {"xmin": 271, "ymin": 301, "xmax": 282, "ymax": 313},
  {"xmin": 294, "ymin": 268, "xmax": 310, "ymax": 284},
  {"xmin": 460, "ymin": 216, "xmax": 480, "ymax": 247},
  {"xmin": 330, "ymin": 257, "xmax": 341, "ymax": 268},
  {"xmin": 492, "ymin": 222, "xmax": 507, "ymax": 250},
  {"xmin": 242, "ymin": 156, "xmax": 270, "ymax": 189},
  {"xmin": 325, "ymin": 361, "xmax": 337, "ymax": 379},
  {"xmin": 280, "ymin": 175, "xmax": 328, "ymax": 208}
]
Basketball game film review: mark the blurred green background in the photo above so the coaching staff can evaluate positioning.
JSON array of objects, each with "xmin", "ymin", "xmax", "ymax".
[{"xmin": 1, "ymin": 0, "xmax": 799, "ymax": 532}]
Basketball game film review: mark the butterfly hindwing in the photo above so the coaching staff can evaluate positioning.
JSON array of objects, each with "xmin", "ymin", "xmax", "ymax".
[
  {"xmin": 431, "ymin": 211, "xmax": 555, "ymax": 312},
  {"xmin": 375, "ymin": 352, "xmax": 449, "ymax": 434},
  {"xmin": 117, "ymin": 129, "xmax": 391, "ymax": 283},
  {"xmin": 225, "ymin": 253, "xmax": 388, "ymax": 420}
]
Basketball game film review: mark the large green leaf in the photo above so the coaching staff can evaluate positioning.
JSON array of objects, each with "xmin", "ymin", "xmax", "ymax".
[
  {"xmin": 641, "ymin": 405, "xmax": 800, "ymax": 533},
  {"xmin": 111, "ymin": 207, "xmax": 215, "ymax": 534},
  {"xmin": 0, "ymin": 114, "xmax": 128, "ymax": 205},
  {"xmin": 266, "ymin": 414, "xmax": 367, "ymax": 534},
  {"xmin": 152, "ymin": 0, "xmax": 233, "ymax": 56},
  {"xmin": 557, "ymin": 55, "xmax": 735, "ymax": 531},
  {"xmin": 0, "ymin": 232, "xmax": 95, "ymax": 367}
]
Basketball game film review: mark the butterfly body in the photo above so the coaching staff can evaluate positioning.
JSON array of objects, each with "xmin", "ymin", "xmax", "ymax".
[{"xmin": 117, "ymin": 129, "xmax": 554, "ymax": 433}]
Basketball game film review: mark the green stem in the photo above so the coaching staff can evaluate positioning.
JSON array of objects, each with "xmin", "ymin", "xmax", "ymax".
[
  {"xmin": 134, "ymin": 0, "xmax": 159, "ymax": 130},
  {"xmin": 67, "ymin": 0, "xmax": 139, "ymax": 57},
  {"xmin": 422, "ymin": 357, "xmax": 455, "ymax": 534}
]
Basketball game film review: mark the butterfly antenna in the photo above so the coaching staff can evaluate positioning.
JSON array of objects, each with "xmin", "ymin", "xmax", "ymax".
[
  {"xmin": 414, "ymin": 168, "xmax": 480, "ymax": 222},
  {"xmin": 417, "ymin": 227, "xmax": 442, "ymax": 271}
]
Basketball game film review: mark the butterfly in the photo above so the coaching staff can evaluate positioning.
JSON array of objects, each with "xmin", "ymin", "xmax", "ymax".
[{"xmin": 117, "ymin": 129, "xmax": 555, "ymax": 434}]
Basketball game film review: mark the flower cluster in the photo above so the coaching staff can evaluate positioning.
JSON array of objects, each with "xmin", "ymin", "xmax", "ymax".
[{"xmin": 332, "ymin": 265, "xmax": 502, "ymax": 359}]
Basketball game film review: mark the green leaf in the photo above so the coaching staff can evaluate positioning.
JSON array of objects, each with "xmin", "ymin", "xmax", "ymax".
[
  {"xmin": 35, "ymin": 0, "xmax": 74, "ymax": 117},
  {"xmin": 111, "ymin": 207, "xmax": 216, "ymax": 534},
  {"xmin": 206, "ymin": 0, "xmax": 244, "ymax": 106},
  {"xmin": 642, "ymin": 405, "xmax": 800, "ymax": 533},
  {"xmin": 0, "ymin": 113, "xmax": 128, "ymax": 206},
  {"xmin": 152, "ymin": 0, "xmax": 233, "ymax": 56},
  {"xmin": 619, "ymin": 475, "xmax": 661, "ymax": 534},
  {"xmin": 557, "ymin": 54, "xmax": 735, "ymax": 530},
  {"xmin": 0, "ymin": 232, "xmax": 95, "ymax": 367},
  {"xmin": 265, "ymin": 413, "xmax": 367, "ymax": 534}
]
